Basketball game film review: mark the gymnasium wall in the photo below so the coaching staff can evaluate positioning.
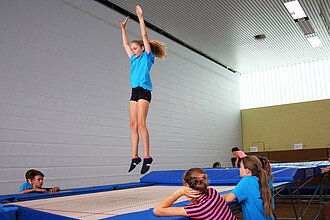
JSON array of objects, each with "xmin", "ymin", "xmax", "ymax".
[
  {"xmin": 241, "ymin": 99, "xmax": 330, "ymax": 152},
  {"xmin": 0, "ymin": 0, "xmax": 241, "ymax": 194}
]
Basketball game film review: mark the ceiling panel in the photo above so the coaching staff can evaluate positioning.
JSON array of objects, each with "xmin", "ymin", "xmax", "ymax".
[{"xmin": 103, "ymin": 0, "xmax": 330, "ymax": 73}]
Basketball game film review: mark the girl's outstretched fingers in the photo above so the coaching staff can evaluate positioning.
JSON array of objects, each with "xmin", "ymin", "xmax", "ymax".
[
  {"xmin": 135, "ymin": 5, "xmax": 143, "ymax": 17},
  {"xmin": 119, "ymin": 16, "xmax": 129, "ymax": 28}
]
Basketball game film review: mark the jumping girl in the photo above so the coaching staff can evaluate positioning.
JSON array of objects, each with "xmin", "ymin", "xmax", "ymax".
[
  {"xmin": 153, "ymin": 168, "xmax": 237, "ymax": 220},
  {"xmin": 119, "ymin": 5, "xmax": 166, "ymax": 174},
  {"xmin": 222, "ymin": 156, "xmax": 274, "ymax": 220}
]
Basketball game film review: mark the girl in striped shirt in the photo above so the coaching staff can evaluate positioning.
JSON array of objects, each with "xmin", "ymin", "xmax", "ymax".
[{"xmin": 153, "ymin": 168, "xmax": 237, "ymax": 220}]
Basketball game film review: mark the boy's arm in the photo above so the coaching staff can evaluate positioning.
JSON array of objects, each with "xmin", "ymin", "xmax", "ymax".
[
  {"xmin": 135, "ymin": 5, "xmax": 151, "ymax": 54},
  {"xmin": 19, "ymin": 188, "xmax": 47, "ymax": 194},
  {"xmin": 119, "ymin": 17, "xmax": 132, "ymax": 58}
]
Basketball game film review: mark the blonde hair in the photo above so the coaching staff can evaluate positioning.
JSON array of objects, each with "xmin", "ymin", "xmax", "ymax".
[
  {"xmin": 131, "ymin": 39, "xmax": 167, "ymax": 59},
  {"xmin": 242, "ymin": 156, "xmax": 273, "ymax": 217}
]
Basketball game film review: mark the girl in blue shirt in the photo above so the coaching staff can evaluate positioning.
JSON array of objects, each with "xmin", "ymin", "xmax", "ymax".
[
  {"xmin": 119, "ymin": 5, "xmax": 166, "ymax": 174},
  {"xmin": 222, "ymin": 156, "xmax": 274, "ymax": 220}
]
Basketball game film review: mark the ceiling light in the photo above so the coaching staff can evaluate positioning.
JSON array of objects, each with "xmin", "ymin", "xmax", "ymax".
[
  {"xmin": 306, "ymin": 35, "xmax": 323, "ymax": 48},
  {"xmin": 284, "ymin": 0, "xmax": 307, "ymax": 20}
]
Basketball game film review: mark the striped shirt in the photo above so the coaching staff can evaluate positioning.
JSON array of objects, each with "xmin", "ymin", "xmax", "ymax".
[{"xmin": 184, "ymin": 188, "xmax": 237, "ymax": 220}]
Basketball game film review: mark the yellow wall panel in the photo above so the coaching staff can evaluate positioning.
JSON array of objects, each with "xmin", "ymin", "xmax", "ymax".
[{"xmin": 241, "ymin": 99, "xmax": 330, "ymax": 152}]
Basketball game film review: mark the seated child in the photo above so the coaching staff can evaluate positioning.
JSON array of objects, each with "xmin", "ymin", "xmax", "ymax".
[
  {"xmin": 222, "ymin": 156, "xmax": 274, "ymax": 220},
  {"xmin": 153, "ymin": 168, "xmax": 236, "ymax": 219},
  {"xmin": 19, "ymin": 169, "xmax": 60, "ymax": 194},
  {"xmin": 213, "ymin": 162, "xmax": 221, "ymax": 168},
  {"xmin": 231, "ymin": 147, "xmax": 247, "ymax": 167}
]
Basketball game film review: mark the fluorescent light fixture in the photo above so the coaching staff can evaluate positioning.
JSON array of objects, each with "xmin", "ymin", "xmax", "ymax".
[
  {"xmin": 284, "ymin": 0, "xmax": 307, "ymax": 20},
  {"xmin": 306, "ymin": 35, "xmax": 323, "ymax": 48}
]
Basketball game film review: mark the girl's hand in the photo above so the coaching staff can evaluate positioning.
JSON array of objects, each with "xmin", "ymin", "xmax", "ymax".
[
  {"xmin": 135, "ymin": 5, "xmax": 143, "ymax": 17},
  {"xmin": 180, "ymin": 186, "xmax": 201, "ymax": 200},
  {"xmin": 119, "ymin": 16, "xmax": 129, "ymax": 29}
]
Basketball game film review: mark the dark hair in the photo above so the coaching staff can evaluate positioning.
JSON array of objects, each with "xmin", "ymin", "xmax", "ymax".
[
  {"xmin": 183, "ymin": 168, "xmax": 208, "ymax": 195},
  {"xmin": 258, "ymin": 156, "xmax": 274, "ymax": 182},
  {"xmin": 242, "ymin": 156, "xmax": 273, "ymax": 217},
  {"xmin": 27, "ymin": 170, "xmax": 44, "ymax": 181},
  {"xmin": 231, "ymin": 147, "xmax": 240, "ymax": 152},
  {"xmin": 25, "ymin": 169, "xmax": 38, "ymax": 182},
  {"xmin": 213, "ymin": 162, "xmax": 221, "ymax": 168},
  {"xmin": 131, "ymin": 39, "xmax": 167, "ymax": 59}
]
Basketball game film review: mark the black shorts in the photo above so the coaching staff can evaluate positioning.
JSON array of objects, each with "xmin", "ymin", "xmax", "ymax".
[{"xmin": 130, "ymin": 87, "xmax": 152, "ymax": 102}]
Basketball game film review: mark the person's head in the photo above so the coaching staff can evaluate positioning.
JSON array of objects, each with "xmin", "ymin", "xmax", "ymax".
[
  {"xmin": 131, "ymin": 39, "xmax": 167, "ymax": 59},
  {"xmin": 241, "ymin": 156, "xmax": 273, "ymax": 217},
  {"xmin": 213, "ymin": 162, "xmax": 221, "ymax": 168},
  {"xmin": 258, "ymin": 156, "xmax": 273, "ymax": 181},
  {"xmin": 183, "ymin": 168, "xmax": 208, "ymax": 195},
  {"xmin": 28, "ymin": 170, "xmax": 44, "ymax": 188},
  {"xmin": 25, "ymin": 169, "xmax": 37, "ymax": 183},
  {"xmin": 231, "ymin": 147, "xmax": 240, "ymax": 157}
]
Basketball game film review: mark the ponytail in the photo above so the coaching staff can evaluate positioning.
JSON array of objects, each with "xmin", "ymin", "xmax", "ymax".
[
  {"xmin": 131, "ymin": 39, "xmax": 167, "ymax": 59},
  {"xmin": 258, "ymin": 156, "xmax": 274, "ymax": 182},
  {"xmin": 150, "ymin": 40, "xmax": 167, "ymax": 59},
  {"xmin": 242, "ymin": 156, "xmax": 274, "ymax": 217}
]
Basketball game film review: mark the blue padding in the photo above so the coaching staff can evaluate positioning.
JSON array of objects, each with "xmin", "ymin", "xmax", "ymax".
[
  {"xmin": 142, "ymin": 161, "xmax": 328, "ymax": 185},
  {"xmin": 16, "ymin": 206, "xmax": 76, "ymax": 220},
  {"xmin": 0, "ymin": 205, "xmax": 18, "ymax": 220},
  {"xmin": 0, "ymin": 182, "xmax": 154, "ymax": 204},
  {"xmin": 141, "ymin": 168, "xmax": 241, "ymax": 185}
]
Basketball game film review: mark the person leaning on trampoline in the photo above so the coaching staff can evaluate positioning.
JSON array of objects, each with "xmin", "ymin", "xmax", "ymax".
[
  {"xmin": 153, "ymin": 168, "xmax": 237, "ymax": 220},
  {"xmin": 19, "ymin": 169, "xmax": 60, "ymax": 194},
  {"xmin": 222, "ymin": 156, "xmax": 274, "ymax": 220}
]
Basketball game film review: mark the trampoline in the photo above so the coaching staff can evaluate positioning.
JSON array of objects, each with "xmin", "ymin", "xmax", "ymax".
[{"xmin": 0, "ymin": 161, "xmax": 329, "ymax": 220}]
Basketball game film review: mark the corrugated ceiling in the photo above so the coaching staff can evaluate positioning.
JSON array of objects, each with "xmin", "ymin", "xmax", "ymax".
[{"xmin": 100, "ymin": 0, "xmax": 330, "ymax": 73}]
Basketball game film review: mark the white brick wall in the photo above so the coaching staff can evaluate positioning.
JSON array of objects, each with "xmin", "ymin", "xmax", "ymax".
[{"xmin": 0, "ymin": 0, "xmax": 241, "ymax": 194}]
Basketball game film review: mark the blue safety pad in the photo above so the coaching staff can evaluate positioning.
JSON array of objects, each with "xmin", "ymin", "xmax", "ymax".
[
  {"xmin": 0, "ymin": 205, "xmax": 18, "ymax": 220},
  {"xmin": 16, "ymin": 205, "xmax": 76, "ymax": 220},
  {"xmin": 0, "ymin": 182, "xmax": 154, "ymax": 204},
  {"xmin": 141, "ymin": 161, "xmax": 328, "ymax": 185},
  {"xmin": 140, "ymin": 168, "xmax": 242, "ymax": 185}
]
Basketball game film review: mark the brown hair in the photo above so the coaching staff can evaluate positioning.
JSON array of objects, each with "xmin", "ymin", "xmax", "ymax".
[
  {"xmin": 242, "ymin": 156, "xmax": 273, "ymax": 217},
  {"xmin": 183, "ymin": 168, "xmax": 208, "ymax": 195},
  {"xmin": 25, "ymin": 169, "xmax": 38, "ymax": 182},
  {"xmin": 131, "ymin": 39, "xmax": 167, "ymax": 59},
  {"xmin": 258, "ymin": 156, "xmax": 274, "ymax": 182},
  {"xmin": 27, "ymin": 170, "xmax": 44, "ymax": 181}
]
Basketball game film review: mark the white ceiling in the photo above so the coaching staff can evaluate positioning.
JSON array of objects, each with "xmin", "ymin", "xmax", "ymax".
[{"xmin": 100, "ymin": 0, "xmax": 329, "ymax": 73}]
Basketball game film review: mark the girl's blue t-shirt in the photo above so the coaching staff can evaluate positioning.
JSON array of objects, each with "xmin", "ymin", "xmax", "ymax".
[
  {"xmin": 130, "ymin": 50, "xmax": 154, "ymax": 91},
  {"xmin": 19, "ymin": 182, "xmax": 33, "ymax": 192},
  {"xmin": 231, "ymin": 176, "xmax": 275, "ymax": 220}
]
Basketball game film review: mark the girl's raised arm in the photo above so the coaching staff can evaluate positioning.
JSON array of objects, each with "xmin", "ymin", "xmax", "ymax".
[
  {"xmin": 135, "ymin": 5, "xmax": 151, "ymax": 54},
  {"xmin": 119, "ymin": 16, "xmax": 132, "ymax": 58}
]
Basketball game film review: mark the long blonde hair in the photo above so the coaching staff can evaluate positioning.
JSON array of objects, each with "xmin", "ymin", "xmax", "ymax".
[
  {"xmin": 131, "ymin": 39, "xmax": 167, "ymax": 59},
  {"xmin": 242, "ymin": 156, "xmax": 273, "ymax": 217}
]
